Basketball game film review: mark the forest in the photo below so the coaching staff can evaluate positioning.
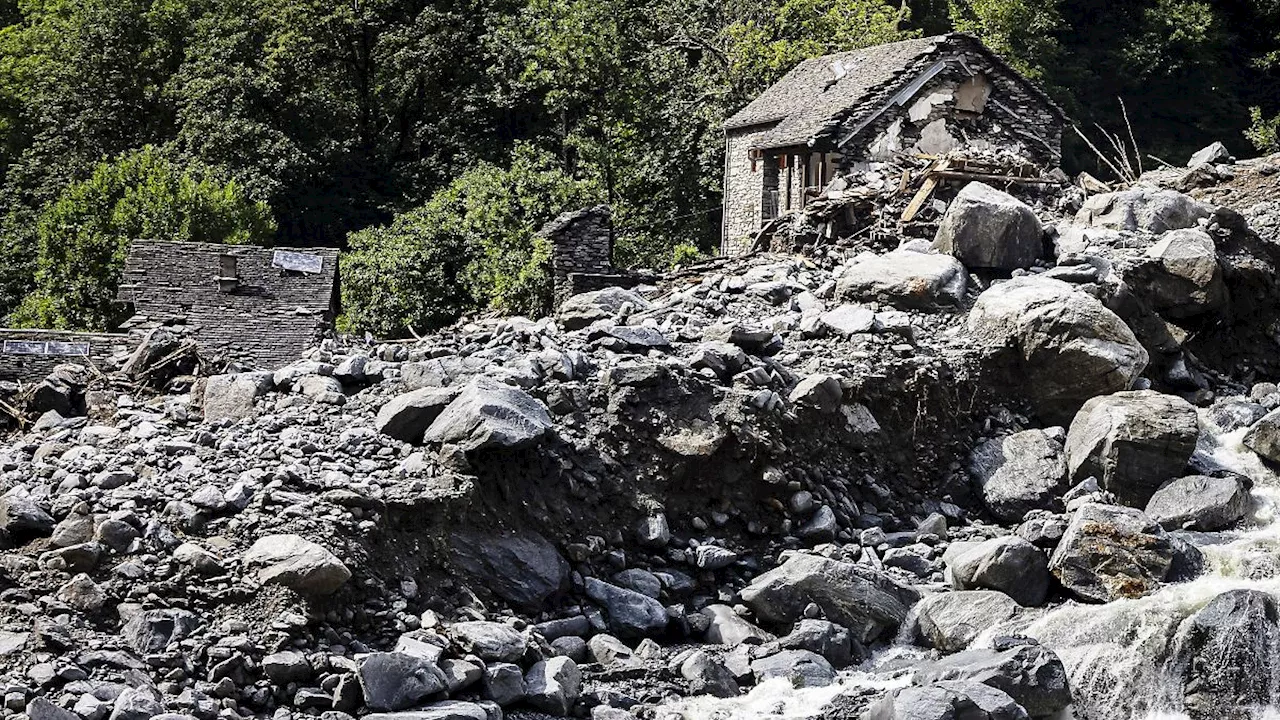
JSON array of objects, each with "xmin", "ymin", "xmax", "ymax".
[{"xmin": 0, "ymin": 0, "xmax": 1278, "ymax": 337}]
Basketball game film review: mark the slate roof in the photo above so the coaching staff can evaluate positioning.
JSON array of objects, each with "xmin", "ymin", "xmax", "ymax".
[{"xmin": 724, "ymin": 33, "xmax": 1064, "ymax": 150}]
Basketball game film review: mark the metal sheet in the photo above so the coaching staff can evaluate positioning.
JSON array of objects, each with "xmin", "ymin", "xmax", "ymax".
[
  {"xmin": 47, "ymin": 341, "xmax": 91, "ymax": 356},
  {"xmin": 272, "ymin": 250, "xmax": 325, "ymax": 274}
]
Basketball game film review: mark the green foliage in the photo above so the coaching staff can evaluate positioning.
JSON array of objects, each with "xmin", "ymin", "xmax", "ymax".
[
  {"xmin": 341, "ymin": 144, "xmax": 600, "ymax": 337},
  {"xmin": 12, "ymin": 145, "xmax": 274, "ymax": 330},
  {"xmin": 947, "ymin": 0, "xmax": 1062, "ymax": 79},
  {"xmin": 1247, "ymin": 107, "xmax": 1280, "ymax": 153},
  {"xmin": 670, "ymin": 242, "xmax": 707, "ymax": 268}
]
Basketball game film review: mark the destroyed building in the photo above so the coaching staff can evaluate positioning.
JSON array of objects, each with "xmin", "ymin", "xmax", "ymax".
[
  {"xmin": 118, "ymin": 240, "xmax": 340, "ymax": 370},
  {"xmin": 721, "ymin": 33, "xmax": 1067, "ymax": 254}
]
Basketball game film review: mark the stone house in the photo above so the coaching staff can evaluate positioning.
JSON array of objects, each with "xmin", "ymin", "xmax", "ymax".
[
  {"xmin": 721, "ymin": 33, "xmax": 1066, "ymax": 254},
  {"xmin": 118, "ymin": 241, "xmax": 340, "ymax": 370}
]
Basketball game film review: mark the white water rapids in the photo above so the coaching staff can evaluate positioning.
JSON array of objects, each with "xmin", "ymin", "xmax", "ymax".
[{"xmin": 661, "ymin": 416, "xmax": 1280, "ymax": 720}]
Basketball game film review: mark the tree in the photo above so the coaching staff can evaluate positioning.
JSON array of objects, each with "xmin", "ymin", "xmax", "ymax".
[
  {"xmin": 12, "ymin": 145, "xmax": 274, "ymax": 330},
  {"xmin": 341, "ymin": 144, "xmax": 601, "ymax": 337}
]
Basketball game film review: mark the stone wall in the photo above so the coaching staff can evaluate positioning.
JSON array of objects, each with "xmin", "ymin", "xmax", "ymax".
[
  {"xmin": 0, "ymin": 329, "xmax": 138, "ymax": 383},
  {"xmin": 119, "ymin": 241, "xmax": 339, "ymax": 370},
  {"xmin": 544, "ymin": 205, "xmax": 618, "ymax": 305},
  {"xmin": 722, "ymin": 125, "xmax": 775, "ymax": 255}
]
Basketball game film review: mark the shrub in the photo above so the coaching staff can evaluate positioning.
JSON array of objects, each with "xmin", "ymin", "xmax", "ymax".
[
  {"xmin": 1246, "ymin": 107, "xmax": 1280, "ymax": 154},
  {"xmin": 341, "ymin": 144, "xmax": 601, "ymax": 336},
  {"xmin": 11, "ymin": 145, "xmax": 274, "ymax": 330}
]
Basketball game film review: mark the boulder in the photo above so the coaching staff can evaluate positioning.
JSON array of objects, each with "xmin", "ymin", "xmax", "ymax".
[
  {"xmin": 1177, "ymin": 589, "xmax": 1280, "ymax": 717},
  {"xmin": 357, "ymin": 652, "xmax": 447, "ymax": 711},
  {"xmin": 968, "ymin": 429, "xmax": 1070, "ymax": 523},
  {"xmin": 918, "ymin": 639, "xmax": 1071, "ymax": 718},
  {"xmin": 448, "ymin": 530, "xmax": 568, "ymax": 611},
  {"xmin": 947, "ymin": 536, "xmax": 1050, "ymax": 607},
  {"xmin": 0, "ymin": 495, "xmax": 55, "ymax": 541},
  {"xmin": 203, "ymin": 373, "xmax": 271, "ymax": 422},
  {"xmin": 701, "ymin": 604, "xmax": 774, "ymax": 645},
  {"xmin": 122, "ymin": 609, "xmax": 200, "ymax": 654},
  {"xmin": 243, "ymin": 534, "xmax": 351, "ymax": 595},
  {"xmin": 702, "ymin": 322, "xmax": 776, "ymax": 353},
  {"xmin": 910, "ymin": 591, "xmax": 1021, "ymax": 653},
  {"xmin": 1188, "ymin": 141, "xmax": 1231, "ymax": 167},
  {"xmin": 868, "ymin": 682, "xmax": 1030, "ymax": 720},
  {"xmin": 1074, "ymin": 187, "xmax": 1212, "ymax": 234},
  {"xmin": 932, "ymin": 182, "xmax": 1045, "ymax": 270},
  {"xmin": 423, "ymin": 376, "xmax": 553, "ymax": 451},
  {"xmin": 1049, "ymin": 503, "xmax": 1173, "ymax": 602},
  {"xmin": 1065, "ymin": 390, "xmax": 1199, "ymax": 507},
  {"xmin": 558, "ymin": 287, "xmax": 651, "ymax": 330},
  {"xmin": 1125, "ymin": 228, "xmax": 1227, "ymax": 318},
  {"xmin": 525, "ymin": 657, "xmax": 581, "ymax": 715},
  {"xmin": 1145, "ymin": 474, "xmax": 1250, "ymax": 531},
  {"xmin": 777, "ymin": 619, "xmax": 857, "ymax": 667},
  {"xmin": 738, "ymin": 553, "xmax": 920, "ymax": 642},
  {"xmin": 818, "ymin": 305, "xmax": 875, "ymax": 336},
  {"xmin": 749, "ymin": 649, "xmax": 835, "ymax": 688},
  {"xmin": 789, "ymin": 374, "xmax": 843, "ymax": 413},
  {"xmin": 835, "ymin": 250, "xmax": 968, "ymax": 309},
  {"xmin": 584, "ymin": 578, "xmax": 669, "ymax": 638},
  {"xmin": 375, "ymin": 387, "xmax": 459, "ymax": 443},
  {"xmin": 1243, "ymin": 407, "xmax": 1280, "ymax": 462},
  {"xmin": 481, "ymin": 662, "xmax": 525, "ymax": 706},
  {"xmin": 262, "ymin": 650, "xmax": 312, "ymax": 684},
  {"xmin": 450, "ymin": 621, "xmax": 526, "ymax": 663},
  {"xmin": 679, "ymin": 650, "xmax": 739, "ymax": 698},
  {"xmin": 967, "ymin": 277, "xmax": 1148, "ymax": 421}
]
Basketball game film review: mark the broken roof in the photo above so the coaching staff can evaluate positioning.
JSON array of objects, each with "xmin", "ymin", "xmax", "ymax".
[{"xmin": 724, "ymin": 33, "xmax": 1065, "ymax": 150}]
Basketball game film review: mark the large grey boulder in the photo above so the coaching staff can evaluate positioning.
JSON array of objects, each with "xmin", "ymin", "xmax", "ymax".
[
  {"xmin": 1176, "ymin": 589, "xmax": 1280, "ymax": 718},
  {"xmin": 1049, "ymin": 503, "xmax": 1173, "ymax": 602},
  {"xmin": 968, "ymin": 429, "xmax": 1070, "ymax": 523},
  {"xmin": 0, "ymin": 495, "xmax": 55, "ymax": 540},
  {"xmin": 909, "ymin": 591, "xmax": 1021, "ymax": 653},
  {"xmin": 738, "ymin": 553, "xmax": 920, "ymax": 642},
  {"xmin": 1188, "ymin": 142, "xmax": 1231, "ymax": 167},
  {"xmin": 448, "ymin": 530, "xmax": 568, "ymax": 611},
  {"xmin": 835, "ymin": 250, "xmax": 968, "ymax": 309},
  {"xmin": 1124, "ymin": 228, "xmax": 1227, "ymax": 319},
  {"xmin": 449, "ymin": 621, "xmax": 526, "ymax": 663},
  {"xmin": 123, "ymin": 609, "xmax": 200, "ymax": 654},
  {"xmin": 357, "ymin": 652, "xmax": 447, "ymax": 711},
  {"xmin": 375, "ymin": 387, "xmax": 459, "ymax": 443},
  {"xmin": 1065, "ymin": 390, "xmax": 1199, "ymax": 507},
  {"xmin": 558, "ymin": 287, "xmax": 651, "ymax": 330},
  {"xmin": 243, "ymin": 534, "xmax": 351, "ymax": 595},
  {"xmin": 203, "ymin": 373, "xmax": 271, "ymax": 422},
  {"xmin": 679, "ymin": 650, "xmax": 740, "ymax": 698},
  {"xmin": 967, "ymin": 277, "xmax": 1148, "ymax": 421},
  {"xmin": 525, "ymin": 656, "xmax": 581, "ymax": 715},
  {"xmin": 700, "ymin": 604, "xmax": 774, "ymax": 645},
  {"xmin": 947, "ymin": 536, "xmax": 1050, "ymax": 607},
  {"xmin": 584, "ymin": 578, "xmax": 668, "ymax": 638},
  {"xmin": 1243, "ymin": 407, "xmax": 1280, "ymax": 462},
  {"xmin": 1145, "ymin": 475, "xmax": 1250, "ymax": 531},
  {"xmin": 424, "ymin": 376, "xmax": 553, "ymax": 451},
  {"xmin": 778, "ymin": 619, "xmax": 857, "ymax": 668},
  {"xmin": 918, "ymin": 639, "xmax": 1071, "ymax": 718},
  {"xmin": 932, "ymin": 182, "xmax": 1045, "ymax": 270},
  {"xmin": 868, "ymin": 682, "xmax": 1030, "ymax": 720},
  {"xmin": 1075, "ymin": 187, "xmax": 1212, "ymax": 234},
  {"xmin": 749, "ymin": 650, "xmax": 836, "ymax": 688},
  {"xmin": 365, "ymin": 702, "xmax": 490, "ymax": 720}
]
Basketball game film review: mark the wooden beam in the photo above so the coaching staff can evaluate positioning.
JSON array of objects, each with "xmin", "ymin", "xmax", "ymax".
[{"xmin": 900, "ymin": 159, "xmax": 950, "ymax": 223}]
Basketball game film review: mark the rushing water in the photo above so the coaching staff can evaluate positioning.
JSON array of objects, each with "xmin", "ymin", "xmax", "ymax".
[{"xmin": 663, "ymin": 416, "xmax": 1280, "ymax": 720}]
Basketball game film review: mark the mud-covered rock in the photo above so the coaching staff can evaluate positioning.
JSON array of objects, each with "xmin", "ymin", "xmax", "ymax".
[{"xmin": 1049, "ymin": 503, "xmax": 1173, "ymax": 602}]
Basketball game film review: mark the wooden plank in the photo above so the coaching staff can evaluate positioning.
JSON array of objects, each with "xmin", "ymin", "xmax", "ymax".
[
  {"xmin": 901, "ymin": 159, "xmax": 950, "ymax": 223},
  {"xmin": 928, "ymin": 170, "xmax": 1057, "ymax": 185}
]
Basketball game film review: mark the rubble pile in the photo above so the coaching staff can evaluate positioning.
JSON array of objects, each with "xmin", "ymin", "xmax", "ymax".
[{"xmin": 0, "ymin": 146, "xmax": 1278, "ymax": 720}]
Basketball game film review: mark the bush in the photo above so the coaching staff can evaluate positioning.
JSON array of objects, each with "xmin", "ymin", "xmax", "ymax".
[
  {"xmin": 341, "ymin": 144, "xmax": 601, "ymax": 337},
  {"xmin": 670, "ymin": 241, "xmax": 707, "ymax": 268},
  {"xmin": 1246, "ymin": 107, "xmax": 1280, "ymax": 154},
  {"xmin": 11, "ymin": 146, "xmax": 275, "ymax": 330}
]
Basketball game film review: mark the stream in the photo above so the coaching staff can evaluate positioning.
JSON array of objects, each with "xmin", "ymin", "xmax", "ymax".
[{"xmin": 661, "ymin": 418, "xmax": 1280, "ymax": 720}]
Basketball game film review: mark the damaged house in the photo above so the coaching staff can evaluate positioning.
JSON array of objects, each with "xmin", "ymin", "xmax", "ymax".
[
  {"xmin": 721, "ymin": 33, "xmax": 1066, "ymax": 254},
  {"xmin": 118, "ymin": 241, "xmax": 340, "ymax": 371}
]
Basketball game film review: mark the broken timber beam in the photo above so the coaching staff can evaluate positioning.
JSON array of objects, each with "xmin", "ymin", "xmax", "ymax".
[
  {"xmin": 901, "ymin": 158, "xmax": 950, "ymax": 223},
  {"xmin": 928, "ymin": 170, "xmax": 1058, "ymax": 185}
]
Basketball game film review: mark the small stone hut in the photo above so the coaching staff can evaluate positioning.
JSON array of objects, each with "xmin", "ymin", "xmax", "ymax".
[
  {"xmin": 542, "ymin": 205, "xmax": 634, "ymax": 305},
  {"xmin": 721, "ymin": 33, "xmax": 1066, "ymax": 254},
  {"xmin": 118, "ymin": 241, "xmax": 340, "ymax": 370}
]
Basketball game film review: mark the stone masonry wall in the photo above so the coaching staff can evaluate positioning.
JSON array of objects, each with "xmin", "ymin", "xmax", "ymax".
[
  {"xmin": 722, "ymin": 125, "xmax": 774, "ymax": 255},
  {"xmin": 120, "ymin": 241, "xmax": 339, "ymax": 370},
  {"xmin": 0, "ymin": 329, "xmax": 138, "ymax": 383},
  {"xmin": 544, "ymin": 205, "xmax": 616, "ymax": 305}
]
